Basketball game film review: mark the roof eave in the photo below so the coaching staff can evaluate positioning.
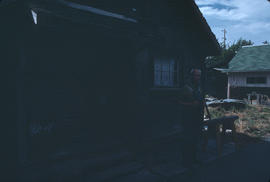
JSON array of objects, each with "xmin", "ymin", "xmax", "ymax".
[
  {"xmin": 227, "ymin": 69, "xmax": 270, "ymax": 73},
  {"xmin": 190, "ymin": 0, "xmax": 221, "ymax": 55}
]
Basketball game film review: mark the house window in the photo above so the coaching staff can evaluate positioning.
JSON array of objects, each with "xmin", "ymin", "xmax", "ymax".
[
  {"xmin": 154, "ymin": 58, "xmax": 179, "ymax": 87},
  {"xmin": 246, "ymin": 77, "xmax": 267, "ymax": 84}
]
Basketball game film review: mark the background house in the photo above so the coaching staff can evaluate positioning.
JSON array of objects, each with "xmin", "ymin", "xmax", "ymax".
[
  {"xmin": 227, "ymin": 45, "xmax": 270, "ymax": 99},
  {"xmin": 1, "ymin": 0, "xmax": 219, "ymax": 177}
]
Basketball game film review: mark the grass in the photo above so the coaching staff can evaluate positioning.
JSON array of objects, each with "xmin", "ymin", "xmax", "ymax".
[{"xmin": 207, "ymin": 104, "xmax": 270, "ymax": 139}]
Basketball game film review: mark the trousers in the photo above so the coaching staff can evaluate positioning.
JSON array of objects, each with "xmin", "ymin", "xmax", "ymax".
[{"xmin": 182, "ymin": 117, "xmax": 202, "ymax": 165}]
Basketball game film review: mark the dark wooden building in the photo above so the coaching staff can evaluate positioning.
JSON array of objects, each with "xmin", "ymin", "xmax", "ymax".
[{"xmin": 1, "ymin": 0, "xmax": 220, "ymax": 177}]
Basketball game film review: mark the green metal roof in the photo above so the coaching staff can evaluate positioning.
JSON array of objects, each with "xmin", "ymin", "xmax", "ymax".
[{"xmin": 228, "ymin": 45, "xmax": 270, "ymax": 72}]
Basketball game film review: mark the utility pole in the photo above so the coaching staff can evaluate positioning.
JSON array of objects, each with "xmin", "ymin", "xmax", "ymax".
[{"xmin": 222, "ymin": 29, "xmax": 227, "ymax": 49}]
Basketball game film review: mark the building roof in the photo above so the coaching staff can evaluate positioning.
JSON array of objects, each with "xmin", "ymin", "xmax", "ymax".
[
  {"xmin": 188, "ymin": 0, "xmax": 220, "ymax": 55},
  {"xmin": 228, "ymin": 45, "xmax": 270, "ymax": 72},
  {"xmin": 213, "ymin": 68, "xmax": 228, "ymax": 73},
  {"xmin": 1, "ymin": 0, "xmax": 219, "ymax": 56}
]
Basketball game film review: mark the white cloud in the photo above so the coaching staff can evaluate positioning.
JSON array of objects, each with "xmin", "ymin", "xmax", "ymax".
[
  {"xmin": 199, "ymin": 6, "xmax": 247, "ymax": 21},
  {"xmin": 196, "ymin": 0, "xmax": 232, "ymax": 6},
  {"xmin": 196, "ymin": 0, "xmax": 270, "ymax": 44}
]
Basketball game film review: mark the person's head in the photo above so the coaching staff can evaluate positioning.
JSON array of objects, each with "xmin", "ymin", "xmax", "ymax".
[{"xmin": 190, "ymin": 68, "xmax": 201, "ymax": 84}]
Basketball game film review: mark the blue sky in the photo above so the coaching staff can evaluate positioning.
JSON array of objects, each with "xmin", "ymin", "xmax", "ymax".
[{"xmin": 195, "ymin": 0, "xmax": 270, "ymax": 45}]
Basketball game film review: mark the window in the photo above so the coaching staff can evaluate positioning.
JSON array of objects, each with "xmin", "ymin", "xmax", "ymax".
[
  {"xmin": 154, "ymin": 58, "xmax": 179, "ymax": 87},
  {"xmin": 246, "ymin": 77, "xmax": 267, "ymax": 84}
]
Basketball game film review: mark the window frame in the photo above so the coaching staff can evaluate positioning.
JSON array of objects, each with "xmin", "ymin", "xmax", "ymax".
[
  {"xmin": 246, "ymin": 77, "xmax": 267, "ymax": 84},
  {"xmin": 153, "ymin": 58, "xmax": 180, "ymax": 88}
]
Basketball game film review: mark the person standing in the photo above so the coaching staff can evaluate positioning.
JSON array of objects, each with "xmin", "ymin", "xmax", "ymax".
[{"xmin": 178, "ymin": 68, "xmax": 204, "ymax": 168}]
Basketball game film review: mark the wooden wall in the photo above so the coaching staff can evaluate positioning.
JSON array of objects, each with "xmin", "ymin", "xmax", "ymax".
[
  {"xmin": 12, "ymin": 0, "xmax": 213, "ymax": 163},
  {"xmin": 18, "ymin": 22, "xmax": 142, "ymax": 159},
  {"xmin": 228, "ymin": 72, "xmax": 270, "ymax": 88}
]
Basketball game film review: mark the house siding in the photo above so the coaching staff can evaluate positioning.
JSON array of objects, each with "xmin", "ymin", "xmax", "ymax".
[
  {"xmin": 3, "ymin": 1, "xmax": 218, "ymax": 166},
  {"xmin": 228, "ymin": 72, "xmax": 270, "ymax": 88}
]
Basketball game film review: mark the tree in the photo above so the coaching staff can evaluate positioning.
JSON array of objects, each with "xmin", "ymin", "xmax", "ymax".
[
  {"xmin": 206, "ymin": 38, "xmax": 253, "ymax": 69},
  {"xmin": 262, "ymin": 40, "xmax": 269, "ymax": 45},
  {"xmin": 205, "ymin": 38, "xmax": 253, "ymax": 98}
]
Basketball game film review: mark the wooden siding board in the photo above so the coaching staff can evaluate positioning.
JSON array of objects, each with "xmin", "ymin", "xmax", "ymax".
[
  {"xmin": 228, "ymin": 72, "xmax": 270, "ymax": 88},
  {"xmin": 5, "ymin": 0, "xmax": 217, "ymax": 167}
]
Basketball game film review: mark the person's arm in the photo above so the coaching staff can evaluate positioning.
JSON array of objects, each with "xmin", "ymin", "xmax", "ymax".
[{"xmin": 176, "ymin": 84, "xmax": 201, "ymax": 107}]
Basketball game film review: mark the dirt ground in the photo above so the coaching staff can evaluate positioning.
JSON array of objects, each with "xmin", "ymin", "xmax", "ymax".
[
  {"xmin": 208, "ymin": 104, "xmax": 270, "ymax": 141},
  {"xmin": 182, "ymin": 141, "xmax": 270, "ymax": 182}
]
